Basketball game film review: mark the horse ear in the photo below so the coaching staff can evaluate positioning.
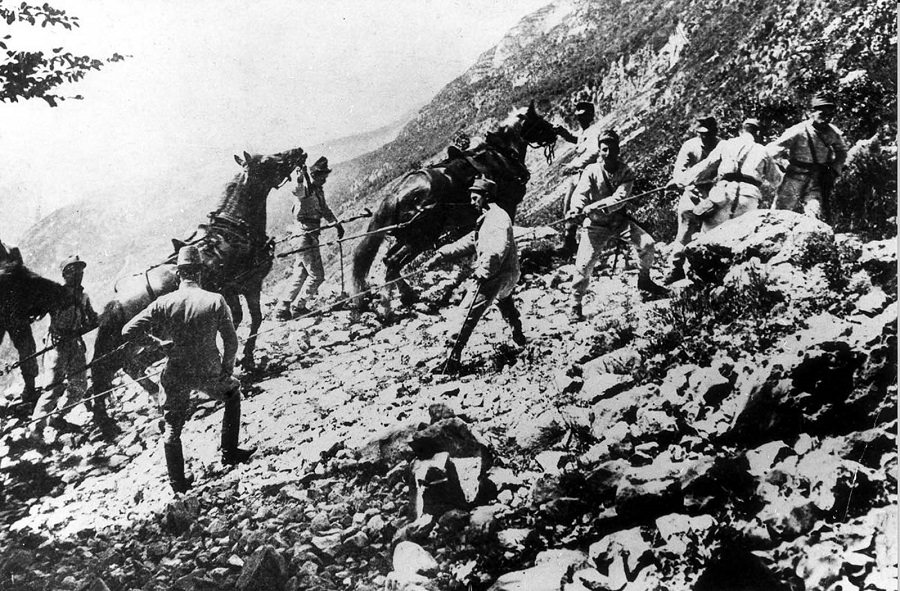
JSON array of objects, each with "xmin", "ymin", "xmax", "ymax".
[
  {"xmin": 234, "ymin": 154, "xmax": 244, "ymax": 167},
  {"xmin": 527, "ymin": 100, "xmax": 536, "ymax": 115},
  {"xmin": 243, "ymin": 151, "xmax": 252, "ymax": 165}
]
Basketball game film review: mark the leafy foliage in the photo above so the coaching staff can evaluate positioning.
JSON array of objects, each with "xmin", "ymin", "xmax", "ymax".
[{"xmin": 0, "ymin": 1, "xmax": 125, "ymax": 106}]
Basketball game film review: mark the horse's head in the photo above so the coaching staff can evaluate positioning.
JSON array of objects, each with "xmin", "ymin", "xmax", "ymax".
[
  {"xmin": 234, "ymin": 146, "xmax": 308, "ymax": 191},
  {"xmin": 491, "ymin": 101, "xmax": 561, "ymax": 163}
]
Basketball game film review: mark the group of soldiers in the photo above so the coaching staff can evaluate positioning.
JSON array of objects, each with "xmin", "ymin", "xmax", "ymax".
[{"xmin": 4, "ymin": 92, "xmax": 848, "ymax": 494}]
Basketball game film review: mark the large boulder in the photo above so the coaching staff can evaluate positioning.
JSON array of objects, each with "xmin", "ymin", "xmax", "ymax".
[
  {"xmin": 488, "ymin": 549, "xmax": 588, "ymax": 591},
  {"xmin": 684, "ymin": 210, "xmax": 835, "ymax": 284},
  {"xmin": 235, "ymin": 545, "xmax": 288, "ymax": 591}
]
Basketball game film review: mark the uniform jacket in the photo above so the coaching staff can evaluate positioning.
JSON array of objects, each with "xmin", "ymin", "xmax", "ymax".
[
  {"xmin": 682, "ymin": 133, "xmax": 782, "ymax": 198},
  {"xmin": 49, "ymin": 286, "xmax": 99, "ymax": 340},
  {"xmin": 122, "ymin": 283, "xmax": 238, "ymax": 380},
  {"xmin": 568, "ymin": 128, "xmax": 599, "ymax": 171},
  {"xmin": 767, "ymin": 120, "xmax": 848, "ymax": 175},
  {"xmin": 293, "ymin": 180, "xmax": 338, "ymax": 226},
  {"xmin": 672, "ymin": 136, "xmax": 720, "ymax": 186},
  {"xmin": 569, "ymin": 159, "xmax": 635, "ymax": 227},
  {"xmin": 438, "ymin": 203, "xmax": 520, "ymax": 292}
]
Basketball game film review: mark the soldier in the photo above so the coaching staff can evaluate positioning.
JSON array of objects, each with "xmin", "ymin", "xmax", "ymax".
[
  {"xmin": 566, "ymin": 130, "xmax": 666, "ymax": 321},
  {"xmin": 276, "ymin": 156, "xmax": 344, "ymax": 320},
  {"xmin": 664, "ymin": 115, "xmax": 721, "ymax": 283},
  {"xmin": 680, "ymin": 118, "xmax": 782, "ymax": 233},
  {"xmin": 556, "ymin": 101, "xmax": 598, "ymax": 258},
  {"xmin": 122, "ymin": 246, "xmax": 255, "ymax": 494},
  {"xmin": 767, "ymin": 93, "xmax": 848, "ymax": 223},
  {"xmin": 0, "ymin": 241, "xmax": 40, "ymax": 414},
  {"xmin": 31, "ymin": 255, "xmax": 102, "ymax": 439},
  {"xmin": 425, "ymin": 177, "xmax": 526, "ymax": 375}
]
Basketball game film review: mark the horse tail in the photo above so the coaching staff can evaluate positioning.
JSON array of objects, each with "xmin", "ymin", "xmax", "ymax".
[
  {"xmin": 90, "ymin": 300, "xmax": 126, "ymax": 397},
  {"xmin": 350, "ymin": 196, "xmax": 396, "ymax": 301}
]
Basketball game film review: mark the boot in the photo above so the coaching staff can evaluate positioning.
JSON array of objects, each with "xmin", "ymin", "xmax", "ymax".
[
  {"xmin": 21, "ymin": 377, "xmax": 39, "ymax": 412},
  {"xmin": 434, "ymin": 353, "xmax": 461, "ymax": 376},
  {"xmin": 497, "ymin": 297, "xmax": 527, "ymax": 347},
  {"xmin": 567, "ymin": 302, "xmax": 584, "ymax": 323},
  {"xmin": 664, "ymin": 253, "xmax": 687, "ymax": 285},
  {"xmin": 555, "ymin": 222, "xmax": 579, "ymax": 258},
  {"xmin": 638, "ymin": 273, "xmax": 669, "ymax": 301},
  {"xmin": 511, "ymin": 326, "xmax": 527, "ymax": 347},
  {"xmin": 164, "ymin": 442, "xmax": 194, "ymax": 494},
  {"xmin": 221, "ymin": 390, "xmax": 256, "ymax": 466},
  {"xmin": 275, "ymin": 301, "xmax": 293, "ymax": 321}
]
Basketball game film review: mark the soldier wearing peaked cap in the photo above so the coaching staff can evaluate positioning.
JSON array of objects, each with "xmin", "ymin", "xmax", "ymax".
[
  {"xmin": 424, "ymin": 176, "xmax": 526, "ymax": 375},
  {"xmin": 277, "ymin": 155, "xmax": 343, "ymax": 321},
  {"xmin": 767, "ymin": 93, "xmax": 848, "ymax": 223},
  {"xmin": 556, "ymin": 100, "xmax": 600, "ymax": 258},
  {"xmin": 664, "ymin": 114, "xmax": 721, "ymax": 284},
  {"xmin": 31, "ymin": 254, "xmax": 103, "ymax": 440},
  {"xmin": 122, "ymin": 245, "xmax": 255, "ymax": 494},
  {"xmin": 679, "ymin": 117, "xmax": 782, "ymax": 235}
]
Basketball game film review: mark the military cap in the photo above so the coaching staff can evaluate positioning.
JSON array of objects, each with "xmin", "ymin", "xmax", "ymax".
[
  {"xmin": 597, "ymin": 129, "xmax": 620, "ymax": 145},
  {"xmin": 309, "ymin": 156, "xmax": 332, "ymax": 175},
  {"xmin": 470, "ymin": 177, "xmax": 497, "ymax": 196},
  {"xmin": 176, "ymin": 245, "xmax": 202, "ymax": 268},
  {"xmin": 60, "ymin": 255, "xmax": 86, "ymax": 274},
  {"xmin": 574, "ymin": 101, "xmax": 595, "ymax": 118},
  {"xmin": 811, "ymin": 93, "xmax": 836, "ymax": 109},
  {"xmin": 743, "ymin": 117, "xmax": 761, "ymax": 129},
  {"xmin": 696, "ymin": 115, "xmax": 717, "ymax": 133}
]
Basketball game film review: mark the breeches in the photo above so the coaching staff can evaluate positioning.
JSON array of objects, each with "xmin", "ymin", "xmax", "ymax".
[
  {"xmin": 36, "ymin": 340, "xmax": 87, "ymax": 418},
  {"xmin": 672, "ymin": 186, "xmax": 709, "ymax": 252},
  {"xmin": 573, "ymin": 219, "xmax": 655, "ymax": 301},
  {"xmin": 774, "ymin": 169, "xmax": 825, "ymax": 220},
  {"xmin": 282, "ymin": 233, "xmax": 325, "ymax": 304},
  {"xmin": 159, "ymin": 372, "xmax": 241, "ymax": 445},
  {"xmin": 701, "ymin": 181, "xmax": 761, "ymax": 232},
  {"xmin": 452, "ymin": 279, "xmax": 520, "ymax": 356}
]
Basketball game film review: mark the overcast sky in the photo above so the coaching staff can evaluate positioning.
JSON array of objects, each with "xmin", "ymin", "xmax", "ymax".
[{"xmin": 0, "ymin": 0, "xmax": 548, "ymax": 242}]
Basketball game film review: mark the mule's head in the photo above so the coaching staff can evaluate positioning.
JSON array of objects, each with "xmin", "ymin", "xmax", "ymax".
[
  {"xmin": 518, "ymin": 100, "xmax": 560, "ymax": 148},
  {"xmin": 234, "ymin": 146, "xmax": 308, "ymax": 191},
  {"xmin": 0, "ymin": 260, "xmax": 70, "ymax": 321}
]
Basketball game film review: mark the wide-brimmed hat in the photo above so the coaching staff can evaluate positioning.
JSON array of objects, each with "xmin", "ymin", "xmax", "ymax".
[
  {"xmin": 60, "ymin": 255, "xmax": 86, "ymax": 274},
  {"xmin": 176, "ymin": 245, "xmax": 202, "ymax": 268},
  {"xmin": 696, "ymin": 115, "xmax": 717, "ymax": 133},
  {"xmin": 309, "ymin": 156, "xmax": 332, "ymax": 175},
  {"xmin": 470, "ymin": 177, "xmax": 497, "ymax": 196}
]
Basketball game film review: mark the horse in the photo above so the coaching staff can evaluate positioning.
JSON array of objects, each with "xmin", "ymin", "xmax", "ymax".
[
  {"xmin": 349, "ymin": 101, "xmax": 561, "ymax": 311},
  {"xmin": 0, "ymin": 244, "xmax": 71, "ymax": 403},
  {"xmin": 90, "ymin": 147, "xmax": 307, "ymax": 405}
]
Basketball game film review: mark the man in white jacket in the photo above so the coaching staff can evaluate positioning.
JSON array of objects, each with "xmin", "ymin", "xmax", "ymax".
[{"xmin": 426, "ymin": 177, "xmax": 526, "ymax": 374}]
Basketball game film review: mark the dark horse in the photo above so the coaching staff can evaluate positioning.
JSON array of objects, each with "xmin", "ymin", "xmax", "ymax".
[
  {"xmin": 90, "ymin": 147, "xmax": 307, "ymax": 403},
  {"xmin": 0, "ymin": 244, "xmax": 71, "ymax": 404},
  {"xmin": 350, "ymin": 102, "xmax": 561, "ymax": 312}
]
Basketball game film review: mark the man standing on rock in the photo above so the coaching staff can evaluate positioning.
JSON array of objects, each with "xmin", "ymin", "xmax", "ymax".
[
  {"xmin": 679, "ymin": 118, "xmax": 782, "ymax": 233},
  {"xmin": 122, "ymin": 246, "xmax": 255, "ymax": 494},
  {"xmin": 31, "ymin": 255, "xmax": 104, "ymax": 439},
  {"xmin": 566, "ymin": 130, "xmax": 667, "ymax": 321},
  {"xmin": 767, "ymin": 93, "xmax": 848, "ymax": 223},
  {"xmin": 276, "ymin": 156, "xmax": 344, "ymax": 321},
  {"xmin": 425, "ymin": 177, "xmax": 526, "ymax": 375},
  {"xmin": 556, "ymin": 101, "xmax": 598, "ymax": 259},
  {"xmin": 664, "ymin": 114, "xmax": 721, "ymax": 284}
]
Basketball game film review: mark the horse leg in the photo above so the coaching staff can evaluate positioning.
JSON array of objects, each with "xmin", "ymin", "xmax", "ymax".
[
  {"xmin": 392, "ymin": 246, "xmax": 422, "ymax": 307},
  {"xmin": 350, "ymin": 199, "xmax": 395, "ymax": 311},
  {"xmin": 240, "ymin": 290, "xmax": 262, "ymax": 369}
]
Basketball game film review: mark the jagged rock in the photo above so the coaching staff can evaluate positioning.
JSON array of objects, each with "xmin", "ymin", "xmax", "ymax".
[
  {"xmin": 468, "ymin": 504, "xmax": 505, "ymax": 538},
  {"xmin": 310, "ymin": 532, "xmax": 343, "ymax": 559},
  {"xmin": 164, "ymin": 496, "xmax": 201, "ymax": 535},
  {"xmin": 410, "ymin": 417, "xmax": 491, "ymax": 461},
  {"xmin": 582, "ymin": 346, "xmax": 642, "ymax": 376},
  {"xmin": 534, "ymin": 451, "xmax": 568, "ymax": 474},
  {"xmin": 856, "ymin": 287, "xmax": 889, "ymax": 315},
  {"xmin": 589, "ymin": 385, "xmax": 657, "ymax": 442},
  {"xmin": 679, "ymin": 455, "xmax": 755, "ymax": 514},
  {"xmin": 355, "ymin": 423, "xmax": 421, "ymax": 467},
  {"xmin": 488, "ymin": 549, "xmax": 587, "ymax": 591},
  {"xmin": 412, "ymin": 452, "xmax": 468, "ymax": 519},
  {"xmin": 695, "ymin": 546, "xmax": 789, "ymax": 591},
  {"xmin": 87, "ymin": 579, "xmax": 111, "ymax": 591},
  {"xmin": 654, "ymin": 513, "xmax": 716, "ymax": 556},
  {"xmin": 392, "ymin": 541, "xmax": 438, "ymax": 576},
  {"xmin": 684, "ymin": 210, "xmax": 835, "ymax": 283},
  {"xmin": 859, "ymin": 238, "xmax": 897, "ymax": 290},
  {"xmin": 392, "ymin": 515, "xmax": 435, "ymax": 546},
  {"xmin": 633, "ymin": 408, "xmax": 678, "ymax": 443},
  {"xmin": 580, "ymin": 371, "xmax": 632, "ymax": 402},
  {"xmin": 588, "ymin": 527, "xmax": 653, "ymax": 589},
  {"xmin": 658, "ymin": 364, "xmax": 699, "ymax": 407},
  {"xmin": 510, "ymin": 408, "xmax": 566, "ymax": 451},
  {"xmin": 583, "ymin": 459, "xmax": 628, "ymax": 504},
  {"xmin": 496, "ymin": 528, "xmax": 532, "ymax": 553}
]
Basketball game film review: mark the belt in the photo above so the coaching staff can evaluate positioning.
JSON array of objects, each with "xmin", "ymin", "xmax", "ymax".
[
  {"xmin": 720, "ymin": 173, "xmax": 761, "ymax": 187},
  {"xmin": 297, "ymin": 218, "xmax": 322, "ymax": 227}
]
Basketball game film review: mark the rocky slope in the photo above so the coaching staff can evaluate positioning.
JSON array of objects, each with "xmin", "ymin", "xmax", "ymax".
[{"xmin": 0, "ymin": 211, "xmax": 895, "ymax": 590}]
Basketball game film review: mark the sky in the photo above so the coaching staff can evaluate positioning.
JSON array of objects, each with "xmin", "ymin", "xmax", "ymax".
[{"xmin": 0, "ymin": 0, "xmax": 549, "ymax": 242}]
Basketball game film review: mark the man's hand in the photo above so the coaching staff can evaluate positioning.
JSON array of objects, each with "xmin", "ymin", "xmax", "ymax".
[
  {"xmin": 335, "ymin": 223, "xmax": 345, "ymax": 239},
  {"xmin": 473, "ymin": 268, "xmax": 490, "ymax": 282},
  {"xmin": 153, "ymin": 338, "xmax": 174, "ymax": 353},
  {"xmin": 565, "ymin": 209, "xmax": 583, "ymax": 221}
]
